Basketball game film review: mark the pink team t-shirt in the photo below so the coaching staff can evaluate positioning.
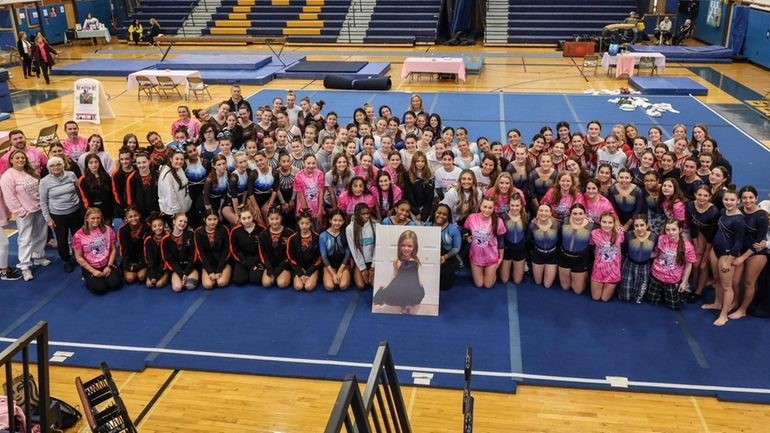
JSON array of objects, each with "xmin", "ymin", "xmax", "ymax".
[
  {"xmin": 337, "ymin": 192, "xmax": 377, "ymax": 216},
  {"xmin": 464, "ymin": 213, "xmax": 507, "ymax": 267},
  {"xmin": 294, "ymin": 169, "xmax": 325, "ymax": 217},
  {"xmin": 651, "ymin": 235, "xmax": 697, "ymax": 284},
  {"xmin": 72, "ymin": 227, "xmax": 116, "ymax": 269},
  {"xmin": 589, "ymin": 228, "xmax": 624, "ymax": 283}
]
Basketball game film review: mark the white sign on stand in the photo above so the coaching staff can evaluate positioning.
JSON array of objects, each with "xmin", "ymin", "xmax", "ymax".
[{"xmin": 73, "ymin": 78, "xmax": 114, "ymax": 124}]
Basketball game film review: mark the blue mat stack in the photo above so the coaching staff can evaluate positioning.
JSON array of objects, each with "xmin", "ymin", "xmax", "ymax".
[
  {"xmin": 629, "ymin": 77, "xmax": 709, "ymax": 96},
  {"xmin": 628, "ymin": 45, "xmax": 734, "ymax": 63}
]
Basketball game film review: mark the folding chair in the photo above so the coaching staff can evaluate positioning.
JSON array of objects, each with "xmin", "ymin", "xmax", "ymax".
[
  {"xmin": 156, "ymin": 75, "xmax": 184, "ymax": 99},
  {"xmin": 636, "ymin": 56, "xmax": 658, "ymax": 76},
  {"xmin": 76, "ymin": 362, "xmax": 137, "ymax": 433},
  {"xmin": 581, "ymin": 55, "xmax": 599, "ymax": 76},
  {"xmin": 135, "ymin": 75, "xmax": 159, "ymax": 100},
  {"xmin": 30, "ymin": 124, "xmax": 60, "ymax": 155},
  {"xmin": 186, "ymin": 75, "xmax": 212, "ymax": 100}
]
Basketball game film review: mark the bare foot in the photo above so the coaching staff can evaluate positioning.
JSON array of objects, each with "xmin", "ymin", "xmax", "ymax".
[
  {"xmin": 713, "ymin": 316, "xmax": 729, "ymax": 326},
  {"xmin": 702, "ymin": 303, "xmax": 721, "ymax": 310},
  {"xmin": 728, "ymin": 310, "xmax": 747, "ymax": 320}
]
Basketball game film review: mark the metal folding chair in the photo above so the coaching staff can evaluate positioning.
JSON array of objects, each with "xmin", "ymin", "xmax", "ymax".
[
  {"xmin": 135, "ymin": 75, "xmax": 159, "ymax": 100},
  {"xmin": 636, "ymin": 56, "xmax": 658, "ymax": 76},
  {"xmin": 186, "ymin": 76, "xmax": 212, "ymax": 100},
  {"xmin": 30, "ymin": 124, "xmax": 60, "ymax": 155},
  {"xmin": 156, "ymin": 75, "xmax": 184, "ymax": 99},
  {"xmin": 581, "ymin": 55, "xmax": 599, "ymax": 76}
]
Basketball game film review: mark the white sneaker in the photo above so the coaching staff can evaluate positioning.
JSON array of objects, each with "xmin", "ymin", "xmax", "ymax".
[
  {"xmin": 33, "ymin": 258, "xmax": 52, "ymax": 267},
  {"xmin": 22, "ymin": 269, "xmax": 33, "ymax": 281}
]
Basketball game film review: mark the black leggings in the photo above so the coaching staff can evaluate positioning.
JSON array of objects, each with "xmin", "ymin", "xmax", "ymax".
[
  {"xmin": 83, "ymin": 267, "xmax": 123, "ymax": 295},
  {"xmin": 440, "ymin": 256, "xmax": 460, "ymax": 291},
  {"xmin": 51, "ymin": 210, "xmax": 82, "ymax": 263},
  {"xmin": 21, "ymin": 53, "xmax": 33, "ymax": 78},
  {"xmin": 232, "ymin": 262, "xmax": 263, "ymax": 286}
]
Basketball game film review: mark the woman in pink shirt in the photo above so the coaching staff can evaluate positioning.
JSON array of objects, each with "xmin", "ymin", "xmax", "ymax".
[
  {"xmin": 294, "ymin": 154, "xmax": 325, "ymax": 227},
  {"xmin": 72, "ymin": 208, "xmax": 123, "ymax": 295},
  {"xmin": 337, "ymin": 177, "xmax": 376, "ymax": 217},
  {"xmin": 589, "ymin": 212, "xmax": 624, "ymax": 301},
  {"xmin": 0, "ymin": 186, "xmax": 22, "ymax": 280},
  {"xmin": 541, "ymin": 172, "xmax": 585, "ymax": 222},
  {"xmin": 31, "ymin": 33, "xmax": 57, "ymax": 85},
  {"xmin": 645, "ymin": 218, "xmax": 697, "ymax": 310},
  {"xmin": 583, "ymin": 178, "xmax": 616, "ymax": 224},
  {"xmin": 171, "ymin": 106, "xmax": 200, "ymax": 143},
  {"xmin": 464, "ymin": 197, "xmax": 506, "ymax": 289},
  {"xmin": 659, "ymin": 178, "xmax": 688, "ymax": 235},
  {"xmin": 0, "ymin": 150, "xmax": 50, "ymax": 281}
]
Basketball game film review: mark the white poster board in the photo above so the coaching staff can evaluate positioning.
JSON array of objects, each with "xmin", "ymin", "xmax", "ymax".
[
  {"xmin": 73, "ymin": 78, "xmax": 115, "ymax": 124},
  {"xmin": 372, "ymin": 225, "xmax": 440, "ymax": 316}
]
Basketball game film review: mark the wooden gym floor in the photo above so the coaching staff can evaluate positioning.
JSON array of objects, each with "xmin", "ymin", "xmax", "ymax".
[{"xmin": 6, "ymin": 41, "xmax": 770, "ymax": 432}]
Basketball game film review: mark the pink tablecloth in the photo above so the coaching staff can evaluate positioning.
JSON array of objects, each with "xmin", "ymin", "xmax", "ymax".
[
  {"xmin": 615, "ymin": 55, "xmax": 637, "ymax": 78},
  {"xmin": 401, "ymin": 57, "xmax": 466, "ymax": 81}
]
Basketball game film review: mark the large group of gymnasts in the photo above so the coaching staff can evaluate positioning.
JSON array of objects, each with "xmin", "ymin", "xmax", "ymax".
[{"xmin": 1, "ymin": 86, "xmax": 768, "ymax": 326}]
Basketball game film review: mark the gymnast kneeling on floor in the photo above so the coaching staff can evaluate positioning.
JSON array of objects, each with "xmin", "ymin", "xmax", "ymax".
[{"xmin": 72, "ymin": 208, "xmax": 123, "ymax": 295}]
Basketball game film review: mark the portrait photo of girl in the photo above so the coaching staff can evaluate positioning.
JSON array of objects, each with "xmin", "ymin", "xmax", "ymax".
[{"xmin": 372, "ymin": 225, "xmax": 440, "ymax": 316}]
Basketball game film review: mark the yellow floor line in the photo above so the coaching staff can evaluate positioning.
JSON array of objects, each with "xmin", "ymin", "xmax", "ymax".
[
  {"xmin": 407, "ymin": 387, "xmax": 417, "ymax": 419},
  {"xmin": 690, "ymin": 396, "xmax": 712, "ymax": 433}
]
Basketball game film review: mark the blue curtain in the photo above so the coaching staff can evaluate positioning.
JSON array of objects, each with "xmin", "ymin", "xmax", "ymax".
[
  {"xmin": 449, "ymin": 0, "xmax": 474, "ymax": 36},
  {"xmin": 728, "ymin": 5, "xmax": 749, "ymax": 55}
]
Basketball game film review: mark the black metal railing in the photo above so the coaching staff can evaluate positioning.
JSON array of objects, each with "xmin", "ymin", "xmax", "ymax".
[
  {"xmin": 463, "ymin": 347, "xmax": 473, "ymax": 433},
  {"xmin": 1, "ymin": 321, "xmax": 51, "ymax": 433},
  {"xmin": 325, "ymin": 342, "xmax": 412, "ymax": 433}
]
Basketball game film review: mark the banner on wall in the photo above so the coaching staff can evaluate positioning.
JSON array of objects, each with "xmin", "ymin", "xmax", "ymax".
[
  {"xmin": 706, "ymin": 0, "xmax": 722, "ymax": 27},
  {"xmin": 73, "ymin": 78, "xmax": 114, "ymax": 124}
]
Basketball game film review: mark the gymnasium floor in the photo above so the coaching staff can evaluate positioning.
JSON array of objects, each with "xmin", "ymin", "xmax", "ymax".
[{"xmin": 4, "ymin": 41, "xmax": 770, "ymax": 432}]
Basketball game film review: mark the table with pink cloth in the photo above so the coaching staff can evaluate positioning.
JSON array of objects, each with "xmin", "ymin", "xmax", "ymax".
[
  {"xmin": 601, "ymin": 52, "xmax": 666, "ymax": 78},
  {"xmin": 401, "ymin": 57, "xmax": 466, "ymax": 81}
]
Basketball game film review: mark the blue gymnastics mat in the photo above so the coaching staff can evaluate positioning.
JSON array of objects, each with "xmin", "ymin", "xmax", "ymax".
[
  {"xmin": 274, "ymin": 62, "xmax": 390, "ymax": 80},
  {"xmin": 629, "ymin": 77, "xmax": 709, "ymax": 96},
  {"xmin": 628, "ymin": 45, "xmax": 734, "ymax": 63},
  {"xmin": 3, "ymin": 91, "xmax": 770, "ymax": 402},
  {"xmin": 51, "ymin": 59, "xmax": 158, "ymax": 76},
  {"xmin": 157, "ymin": 54, "xmax": 272, "ymax": 70}
]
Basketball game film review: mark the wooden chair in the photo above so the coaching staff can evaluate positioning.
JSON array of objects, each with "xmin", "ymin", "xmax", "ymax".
[
  {"xmin": 135, "ymin": 75, "xmax": 159, "ymax": 100},
  {"xmin": 581, "ymin": 55, "xmax": 599, "ymax": 76},
  {"xmin": 636, "ymin": 56, "xmax": 658, "ymax": 76},
  {"xmin": 186, "ymin": 75, "xmax": 212, "ymax": 100},
  {"xmin": 156, "ymin": 75, "xmax": 184, "ymax": 99},
  {"xmin": 30, "ymin": 124, "xmax": 60, "ymax": 155}
]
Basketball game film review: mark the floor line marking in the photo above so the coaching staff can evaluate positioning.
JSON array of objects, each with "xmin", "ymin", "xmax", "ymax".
[
  {"xmin": 327, "ymin": 291, "xmax": 359, "ymax": 356},
  {"xmin": 673, "ymin": 311, "xmax": 709, "ymax": 369},
  {"xmin": 506, "ymin": 283, "xmax": 523, "ymax": 380},
  {"xmin": 690, "ymin": 95, "xmax": 770, "ymax": 153},
  {"xmin": 145, "ymin": 290, "xmax": 211, "ymax": 363},
  {"xmin": 406, "ymin": 387, "xmax": 417, "ymax": 420},
  {"xmin": 4, "ymin": 337, "xmax": 770, "ymax": 395},
  {"xmin": 690, "ymin": 396, "xmax": 712, "ymax": 433},
  {"xmin": 135, "ymin": 369, "xmax": 180, "ymax": 427}
]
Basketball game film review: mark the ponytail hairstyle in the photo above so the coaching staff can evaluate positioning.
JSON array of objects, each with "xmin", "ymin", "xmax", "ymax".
[
  {"xmin": 297, "ymin": 208, "xmax": 314, "ymax": 231},
  {"xmin": 433, "ymin": 203, "xmax": 454, "ymax": 224},
  {"xmin": 664, "ymin": 218, "xmax": 686, "ymax": 266},
  {"xmin": 599, "ymin": 211, "xmax": 619, "ymax": 245},
  {"xmin": 326, "ymin": 208, "xmax": 347, "ymax": 229},
  {"xmin": 166, "ymin": 151, "xmax": 186, "ymax": 191}
]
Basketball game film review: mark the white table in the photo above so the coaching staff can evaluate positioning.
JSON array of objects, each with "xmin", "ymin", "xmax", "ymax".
[
  {"xmin": 126, "ymin": 70, "xmax": 201, "ymax": 97},
  {"xmin": 401, "ymin": 57, "xmax": 466, "ymax": 82},
  {"xmin": 76, "ymin": 28, "xmax": 111, "ymax": 43},
  {"xmin": 602, "ymin": 52, "xmax": 666, "ymax": 76}
]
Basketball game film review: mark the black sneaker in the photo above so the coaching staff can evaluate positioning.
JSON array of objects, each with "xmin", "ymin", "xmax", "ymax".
[
  {"xmin": 686, "ymin": 292, "xmax": 702, "ymax": 304},
  {"xmin": 1, "ymin": 268, "xmax": 23, "ymax": 281}
]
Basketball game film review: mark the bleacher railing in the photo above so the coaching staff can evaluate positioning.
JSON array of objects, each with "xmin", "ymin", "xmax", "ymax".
[
  {"xmin": 1, "ymin": 321, "xmax": 51, "ymax": 433},
  {"xmin": 325, "ymin": 341, "xmax": 412, "ymax": 433}
]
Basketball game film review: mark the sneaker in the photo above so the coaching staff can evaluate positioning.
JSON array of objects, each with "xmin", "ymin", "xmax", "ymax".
[
  {"xmin": 33, "ymin": 258, "xmax": 52, "ymax": 267},
  {"xmin": 0, "ymin": 268, "xmax": 22, "ymax": 281},
  {"xmin": 22, "ymin": 269, "xmax": 34, "ymax": 281}
]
